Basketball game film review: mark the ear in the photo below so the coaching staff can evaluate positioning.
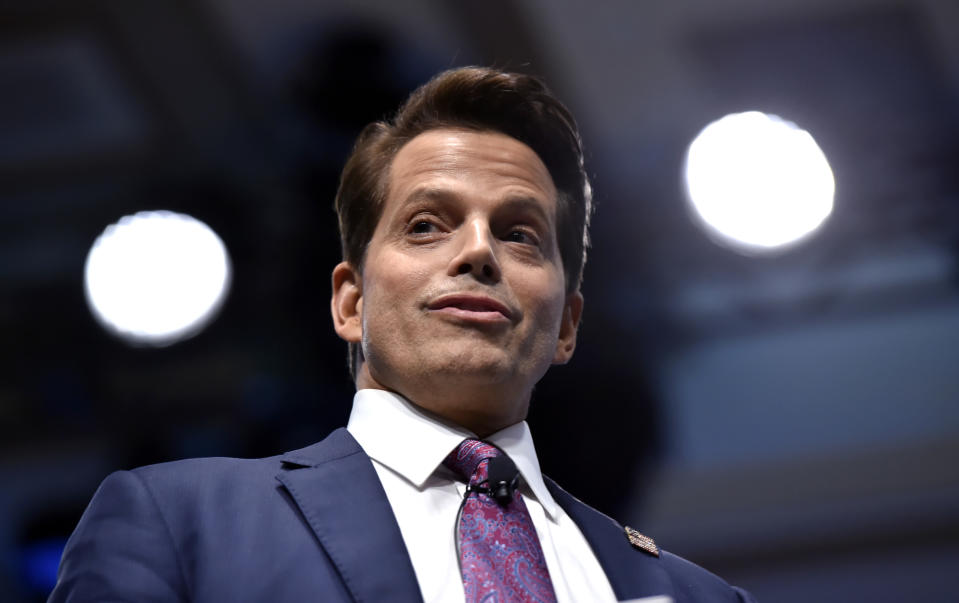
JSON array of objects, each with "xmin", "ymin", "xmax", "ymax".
[
  {"xmin": 331, "ymin": 261, "xmax": 363, "ymax": 343},
  {"xmin": 552, "ymin": 290, "xmax": 584, "ymax": 365}
]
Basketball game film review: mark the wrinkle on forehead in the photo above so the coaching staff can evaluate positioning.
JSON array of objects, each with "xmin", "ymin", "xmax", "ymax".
[{"xmin": 388, "ymin": 129, "xmax": 557, "ymax": 205}]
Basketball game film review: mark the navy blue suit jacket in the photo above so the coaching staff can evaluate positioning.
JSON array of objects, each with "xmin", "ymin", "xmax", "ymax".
[{"xmin": 50, "ymin": 428, "xmax": 756, "ymax": 602}]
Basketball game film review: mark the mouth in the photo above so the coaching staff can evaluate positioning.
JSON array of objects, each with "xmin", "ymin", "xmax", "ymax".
[{"xmin": 427, "ymin": 293, "xmax": 513, "ymax": 323}]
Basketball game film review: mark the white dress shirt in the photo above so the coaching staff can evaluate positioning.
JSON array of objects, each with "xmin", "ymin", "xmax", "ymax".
[{"xmin": 347, "ymin": 389, "xmax": 618, "ymax": 603}]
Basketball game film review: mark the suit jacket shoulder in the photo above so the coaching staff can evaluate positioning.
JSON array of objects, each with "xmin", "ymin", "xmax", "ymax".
[{"xmin": 50, "ymin": 428, "xmax": 421, "ymax": 603}]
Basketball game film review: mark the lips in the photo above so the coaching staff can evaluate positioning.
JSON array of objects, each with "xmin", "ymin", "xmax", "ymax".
[{"xmin": 427, "ymin": 294, "xmax": 513, "ymax": 322}]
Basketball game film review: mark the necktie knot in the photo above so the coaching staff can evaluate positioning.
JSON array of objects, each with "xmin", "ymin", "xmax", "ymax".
[{"xmin": 443, "ymin": 439, "xmax": 501, "ymax": 486}]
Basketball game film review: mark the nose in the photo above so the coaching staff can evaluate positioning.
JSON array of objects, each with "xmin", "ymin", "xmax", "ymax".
[{"xmin": 448, "ymin": 219, "xmax": 502, "ymax": 282}]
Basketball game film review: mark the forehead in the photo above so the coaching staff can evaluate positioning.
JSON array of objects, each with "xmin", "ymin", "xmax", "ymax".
[{"xmin": 385, "ymin": 128, "xmax": 557, "ymax": 210}]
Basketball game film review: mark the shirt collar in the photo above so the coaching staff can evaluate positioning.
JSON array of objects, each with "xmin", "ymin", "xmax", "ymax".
[
  {"xmin": 346, "ymin": 389, "xmax": 560, "ymax": 520},
  {"xmin": 485, "ymin": 420, "xmax": 559, "ymax": 520}
]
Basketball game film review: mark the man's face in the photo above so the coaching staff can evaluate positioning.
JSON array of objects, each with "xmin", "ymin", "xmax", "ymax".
[{"xmin": 332, "ymin": 128, "xmax": 582, "ymax": 434}]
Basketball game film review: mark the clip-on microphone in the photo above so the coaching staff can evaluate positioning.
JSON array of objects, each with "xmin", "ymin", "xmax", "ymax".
[
  {"xmin": 452, "ymin": 453, "xmax": 521, "ymax": 564},
  {"xmin": 485, "ymin": 455, "xmax": 520, "ymax": 506}
]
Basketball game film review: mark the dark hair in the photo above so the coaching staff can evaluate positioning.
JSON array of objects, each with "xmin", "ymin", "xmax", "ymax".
[{"xmin": 334, "ymin": 66, "xmax": 592, "ymax": 375}]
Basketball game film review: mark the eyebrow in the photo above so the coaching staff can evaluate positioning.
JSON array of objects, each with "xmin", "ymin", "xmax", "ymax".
[
  {"xmin": 401, "ymin": 187, "xmax": 554, "ymax": 225},
  {"xmin": 497, "ymin": 196, "xmax": 553, "ymax": 227},
  {"xmin": 401, "ymin": 186, "xmax": 457, "ymax": 207}
]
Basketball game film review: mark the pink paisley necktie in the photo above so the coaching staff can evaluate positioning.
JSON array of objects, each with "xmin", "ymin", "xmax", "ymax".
[{"xmin": 443, "ymin": 439, "xmax": 558, "ymax": 603}]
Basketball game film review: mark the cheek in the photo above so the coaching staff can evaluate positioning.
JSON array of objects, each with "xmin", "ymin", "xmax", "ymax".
[
  {"xmin": 524, "ymin": 283, "xmax": 567, "ymax": 343},
  {"xmin": 360, "ymin": 289, "xmax": 401, "ymax": 370},
  {"xmin": 537, "ymin": 303, "xmax": 565, "ymax": 344},
  {"xmin": 361, "ymin": 268, "xmax": 418, "ymax": 340}
]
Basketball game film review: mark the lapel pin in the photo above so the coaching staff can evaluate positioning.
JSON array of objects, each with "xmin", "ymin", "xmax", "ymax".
[{"xmin": 625, "ymin": 526, "xmax": 659, "ymax": 557}]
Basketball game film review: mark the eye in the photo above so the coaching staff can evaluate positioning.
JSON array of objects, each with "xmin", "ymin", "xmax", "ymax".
[
  {"xmin": 409, "ymin": 220, "xmax": 438, "ymax": 234},
  {"xmin": 505, "ymin": 229, "xmax": 538, "ymax": 245}
]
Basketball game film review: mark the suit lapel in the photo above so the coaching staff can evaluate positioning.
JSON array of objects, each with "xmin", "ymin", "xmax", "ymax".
[
  {"xmin": 277, "ymin": 428, "xmax": 422, "ymax": 603},
  {"xmin": 545, "ymin": 477, "xmax": 675, "ymax": 601}
]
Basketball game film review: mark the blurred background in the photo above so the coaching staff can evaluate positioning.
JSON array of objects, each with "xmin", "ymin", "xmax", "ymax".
[{"xmin": 2, "ymin": 0, "xmax": 959, "ymax": 601}]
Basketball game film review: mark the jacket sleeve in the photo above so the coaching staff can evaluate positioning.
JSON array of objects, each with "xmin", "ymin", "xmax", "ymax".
[{"xmin": 48, "ymin": 470, "xmax": 187, "ymax": 603}]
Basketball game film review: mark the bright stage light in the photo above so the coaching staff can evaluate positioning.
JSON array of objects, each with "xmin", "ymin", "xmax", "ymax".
[
  {"xmin": 684, "ymin": 111, "xmax": 835, "ymax": 254},
  {"xmin": 84, "ymin": 211, "xmax": 231, "ymax": 346}
]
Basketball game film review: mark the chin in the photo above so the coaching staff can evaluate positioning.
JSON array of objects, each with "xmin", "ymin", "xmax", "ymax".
[
  {"xmin": 437, "ymin": 359, "xmax": 513, "ymax": 382},
  {"xmin": 427, "ymin": 349, "xmax": 519, "ymax": 385}
]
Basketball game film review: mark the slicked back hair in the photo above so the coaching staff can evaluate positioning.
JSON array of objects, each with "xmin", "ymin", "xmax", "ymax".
[{"xmin": 334, "ymin": 66, "xmax": 592, "ymax": 378}]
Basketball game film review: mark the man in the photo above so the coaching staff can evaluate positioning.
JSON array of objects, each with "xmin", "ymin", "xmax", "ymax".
[{"xmin": 51, "ymin": 67, "xmax": 756, "ymax": 602}]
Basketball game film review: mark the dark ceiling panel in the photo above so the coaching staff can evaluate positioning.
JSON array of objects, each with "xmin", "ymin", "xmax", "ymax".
[{"xmin": 0, "ymin": 31, "xmax": 150, "ymax": 167}]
